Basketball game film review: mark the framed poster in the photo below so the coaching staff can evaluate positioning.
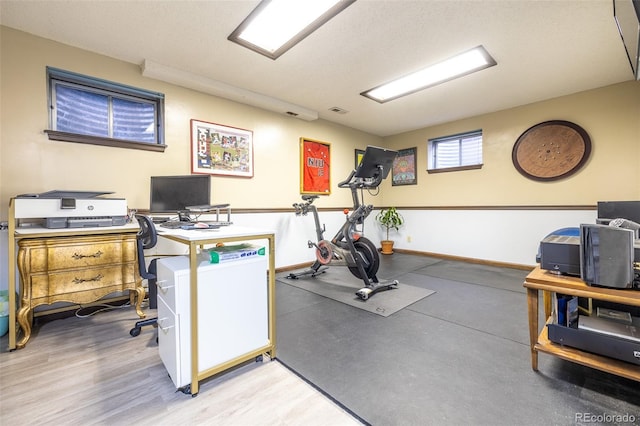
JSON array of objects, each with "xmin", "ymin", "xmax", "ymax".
[
  {"xmin": 392, "ymin": 147, "xmax": 417, "ymax": 186},
  {"xmin": 191, "ymin": 119, "xmax": 253, "ymax": 177},
  {"xmin": 300, "ymin": 138, "xmax": 331, "ymax": 194}
]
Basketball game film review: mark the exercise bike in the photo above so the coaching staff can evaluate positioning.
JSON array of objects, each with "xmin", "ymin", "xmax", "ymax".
[{"xmin": 287, "ymin": 146, "xmax": 399, "ymax": 300}]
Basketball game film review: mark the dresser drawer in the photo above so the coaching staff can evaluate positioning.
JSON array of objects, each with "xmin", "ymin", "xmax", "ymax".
[
  {"xmin": 157, "ymin": 296, "xmax": 184, "ymax": 387},
  {"xmin": 30, "ymin": 263, "xmax": 137, "ymax": 299},
  {"xmin": 156, "ymin": 258, "xmax": 181, "ymax": 310},
  {"xmin": 19, "ymin": 235, "xmax": 136, "ymax": 273}
]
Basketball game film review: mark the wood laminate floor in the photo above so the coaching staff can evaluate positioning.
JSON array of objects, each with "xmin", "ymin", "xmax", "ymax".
[
  {"xmin": 0, "ymin": 305, "xmax": 361, "ymax": 426},
  {"xmin": 3, "ymin": 254, "xmax": 639, "ymax": 426}
]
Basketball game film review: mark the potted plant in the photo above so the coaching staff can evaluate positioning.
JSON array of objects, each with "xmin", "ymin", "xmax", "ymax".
[{"xmin": 375, "ymin": 207, "xmax": 404, "ymax": 254}]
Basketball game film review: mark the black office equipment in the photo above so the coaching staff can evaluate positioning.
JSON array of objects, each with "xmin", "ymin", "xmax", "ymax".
[
  {"xmin": 547, "ymin": 320, "xmax": 640, "ymax": 365},
  {"xmin": 597, "ymin": 200, "xmax": 640, "ymax": 224},
  {"xmin": 160, "ymin": 221, "xmax": 194, "ymax": 229},
  {"xmin": 538, "ymin": 228, "xmax": 581, "ymax": 276},
  {"xmin": 580, "ymin": 224, "xmax": 636, "ymax": 289},
  {"xmin": 150, "ymin": 175, "xmax": 211, "ymax": 214}
]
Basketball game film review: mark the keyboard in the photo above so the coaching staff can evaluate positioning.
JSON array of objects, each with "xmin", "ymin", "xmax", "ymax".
[
  {"xmin": 159, "ymin": 221, "xmax": 222, "ymax": 230},
  {"xmin": 160, "ymin": 221, "xmax": 193, "ymax": 229}
]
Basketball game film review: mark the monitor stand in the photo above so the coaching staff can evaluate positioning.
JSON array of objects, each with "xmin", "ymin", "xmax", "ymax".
[{"xmin": 178, "ymin": 210, "xmax": 192, "ymax": 222}]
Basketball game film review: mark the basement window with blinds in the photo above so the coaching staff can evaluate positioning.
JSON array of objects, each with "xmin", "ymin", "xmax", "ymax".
[
  {"xmin": 427, "ymin": 129, "xmax": 483, "ymax": 173},
  {"xmin": 45, "ymin": 67, "xmax": 166, "ymax": 152}
]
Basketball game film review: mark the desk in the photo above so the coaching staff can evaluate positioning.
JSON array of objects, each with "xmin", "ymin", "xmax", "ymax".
[
  {"xmin": 524, "ymin": 266, "xmax": 640, "ymax": 381},
  {"xmin": 157, "ymin": 225, "xmax": 276, "ymax": 396},
  {"xmin": 7, "ymin": 199, "xmax": 145, "ymax": 350}
]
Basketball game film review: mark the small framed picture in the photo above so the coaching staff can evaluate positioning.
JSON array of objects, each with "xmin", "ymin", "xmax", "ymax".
[
  {"xmin": 191, "ymin": 119, "xmax": 253, "ymax": 177},
  {"xmin": 300, "ymin": 138, "xmax": 331, "ymax": 194},
  {"xmin": 355, "ymin": 148, "xmax": 365, "ymax": 169},
  {"xmin": 392, "ymin": 147, "xmax": 417, "ymax": 186}
]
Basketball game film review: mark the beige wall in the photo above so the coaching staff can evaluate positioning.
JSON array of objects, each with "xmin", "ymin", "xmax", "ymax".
[
  {"xmin": 383, "ymin": 81, "xmax": 640, "ymax": 206},
  {"xmin": 2, "ymin": 26, "xmax": 639, "ymax": 224},
  {"xmin": 0, "ymin": 27, "xmax": 382, "ymax": 221}
]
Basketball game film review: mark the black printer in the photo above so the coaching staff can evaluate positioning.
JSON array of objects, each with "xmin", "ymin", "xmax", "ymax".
[{"xmin": 537, "ymin": 228, "xmax": 581, "ymax": 276}]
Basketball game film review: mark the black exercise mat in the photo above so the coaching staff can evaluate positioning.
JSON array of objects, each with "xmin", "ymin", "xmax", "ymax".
[
  {"xmin": 277, "ymin": 268, "xmax": 435, "ymax": 317},
  {"xmin": 415, "ymin": 259, "xmax": 532, "ymax": 292}
]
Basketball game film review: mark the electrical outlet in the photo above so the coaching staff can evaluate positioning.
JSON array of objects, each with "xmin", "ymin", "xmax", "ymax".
[{"xmin": 407, "ymin": 236, "xmax": 412, "ymax": 243}]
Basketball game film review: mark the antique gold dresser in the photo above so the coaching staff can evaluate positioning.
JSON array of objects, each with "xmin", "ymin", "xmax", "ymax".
[{"xmin": 15, "ymin": 232, "xmax": 145, "ymax": 349}]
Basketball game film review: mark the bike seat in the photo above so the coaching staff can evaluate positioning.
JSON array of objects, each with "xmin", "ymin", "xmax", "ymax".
[{"xmin": 301, "ymin": 195, "xmax": 319, "ymax": 201}]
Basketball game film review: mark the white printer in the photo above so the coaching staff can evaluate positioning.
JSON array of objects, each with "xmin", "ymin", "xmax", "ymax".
[{"xmin": 14, "ymin": 191, "xmax": 128, "ymax": 228}]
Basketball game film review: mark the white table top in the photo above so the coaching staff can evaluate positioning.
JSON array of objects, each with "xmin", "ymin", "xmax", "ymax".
[{"xmin": 157, "ymin": 225, "xmax": 275, "ymax": 242}]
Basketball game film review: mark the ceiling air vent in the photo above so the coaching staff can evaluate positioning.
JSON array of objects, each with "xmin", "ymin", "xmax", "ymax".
[{"xmin": 329, "ymin": 107, "xmax": 349, "ymax": 114}]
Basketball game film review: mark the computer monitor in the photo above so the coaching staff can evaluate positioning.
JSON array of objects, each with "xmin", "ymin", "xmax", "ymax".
[
  {"xmin": 149, "ymin": 175, "xmax": 211, "ymax": 213},
  {"xmin": 354, "ymin": 146, "xmax": 397, "ymax": 179},
  {"xmin": 597, "ymin": 200, "xmax": 640, "ymax": 223}
]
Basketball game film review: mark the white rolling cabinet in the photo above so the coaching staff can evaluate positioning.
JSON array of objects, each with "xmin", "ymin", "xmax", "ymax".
[{"xmin": 156, "ymin": 255, "xmax": 268, "ymax": 389}]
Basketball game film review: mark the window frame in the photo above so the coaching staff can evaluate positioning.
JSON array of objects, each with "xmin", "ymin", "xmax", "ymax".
[
  {"xmin": 427, "ymin": 129, "xmax": 483, "ymax": 173},
  {"xmin": 45, "ymin": 67, "xmax": 166, "ymax": 152}
]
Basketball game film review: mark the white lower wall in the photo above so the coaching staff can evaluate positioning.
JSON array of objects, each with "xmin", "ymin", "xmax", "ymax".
[
  {"xmin": 381, "ymin": 209, "xmax": 597, "ymax": 266},
  {"xmin": 1, "ymin": 209, "xmax": 598, "ymax": 295},
  {"xmin": 229, "ymin": 208, "xmax": 597, "ymax": 269}
]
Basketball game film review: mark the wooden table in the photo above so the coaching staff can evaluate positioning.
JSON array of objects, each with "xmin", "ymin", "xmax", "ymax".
[{"xmin": 524, "ymin": 266, "xmax": 640, "ymax": 381}]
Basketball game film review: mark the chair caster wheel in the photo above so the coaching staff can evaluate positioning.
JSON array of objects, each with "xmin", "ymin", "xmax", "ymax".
[{"xmin": 129, "ymin": 327, "xmax": 141, "ymax": 337}]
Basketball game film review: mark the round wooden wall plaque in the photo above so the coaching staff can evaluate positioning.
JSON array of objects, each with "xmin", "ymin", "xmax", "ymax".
[{"xmin": 512, "ymin": 120, "xmax": 591, "ymax": 181}]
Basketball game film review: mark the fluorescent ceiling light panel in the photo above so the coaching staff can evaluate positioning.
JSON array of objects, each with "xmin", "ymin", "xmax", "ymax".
[
  {"xmin": 228, "ymin": 0, "xmax": 356, "ymax": 59},
  {"xmin": 362, "ymin": 46, "xmax": 497, "ymax": 103}
]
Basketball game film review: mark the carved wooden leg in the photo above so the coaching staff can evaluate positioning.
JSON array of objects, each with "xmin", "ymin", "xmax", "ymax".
[
  {"xmin": 16, "ymin": 305, "xmax": 32, "ymax": 349},
  {"xmin": 16, "ymin": 247, "xmax": 31, "ymax": 349},
  {"xmin": 526, "ymin": 287, "xmax": 539, "ymax": 371},
  {"xmin": 132, "ymin": 287, "xmax": 146, "ymax": 319}
]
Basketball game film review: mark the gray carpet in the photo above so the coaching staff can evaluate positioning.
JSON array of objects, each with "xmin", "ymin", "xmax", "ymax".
[{"xmin": 277, "ymin": 267, "xmax": 435, "ymax": 317}]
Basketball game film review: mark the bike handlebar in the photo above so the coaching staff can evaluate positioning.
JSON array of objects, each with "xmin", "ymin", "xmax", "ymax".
[
  {"xmin": 293, "ymin": 195, "xmax": 320, "ymax": 216},
  {"xmin": 338, "ymin": 166, "xmax": 384, "ymax": 189},
  {"xmin": 337, "ymin": 169, "xmax": 356, "ymax": 188}
]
